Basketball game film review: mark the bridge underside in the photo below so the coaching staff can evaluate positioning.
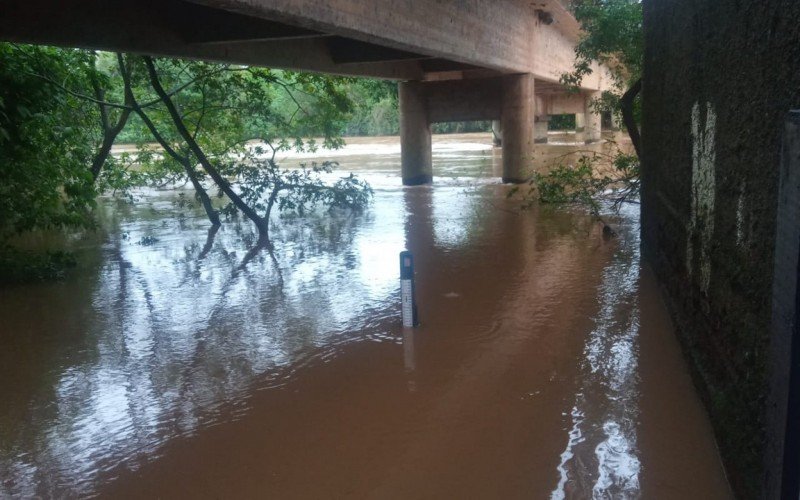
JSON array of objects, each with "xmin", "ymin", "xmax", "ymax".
[
  {"xmin": 0, "ymin": 0, "xmax": 609, "ymax": 184},
  {"xmin": 2, "ymin": 0, "xmax": 494, "ymax": 80}
]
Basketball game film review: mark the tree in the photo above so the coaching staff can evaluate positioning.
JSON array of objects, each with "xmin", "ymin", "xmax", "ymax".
[
  {"xmin": 561, "ymin": 0, "xmax": 643, "ymax": 156},
  {"xmin": 86, "ymin": 52, "xmax": 134, "ymax": 181},
  {"xmin": 131, "ymin": 55, "xmax": 372, "ymax": 253},
  {"xmin": 341, "ymin": 79, "xmax": 399, "ymax": 137},
  {"xmin": 0, "ymin": 44, "xmax": 98, "ymax": 240},
  {"xmin": 0, "ymin": 44, "xmax": 373, "ymax": 280},
  {"xmin": 520, "ymin": 0, "xmax": 643, "ymax": 227},
  {"xmin": 518, "ymin": 149, "xmax": 639, "ymax": 235}
]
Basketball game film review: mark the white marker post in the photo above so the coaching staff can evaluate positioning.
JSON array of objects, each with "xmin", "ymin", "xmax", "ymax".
[{"xmin": 400, "ymin": 250, "xmax": 418, "ymax": 327}]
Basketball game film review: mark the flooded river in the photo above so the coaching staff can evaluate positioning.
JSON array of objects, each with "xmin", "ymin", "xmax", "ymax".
[{"xmin": 0, "ymin": 133, "xmax": 731, "ymax": 498}]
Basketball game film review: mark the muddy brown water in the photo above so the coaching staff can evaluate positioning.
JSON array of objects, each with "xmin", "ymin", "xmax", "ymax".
[{"xmin": 0, "ymin": 133, "xmax": 731, "ymax": 498}]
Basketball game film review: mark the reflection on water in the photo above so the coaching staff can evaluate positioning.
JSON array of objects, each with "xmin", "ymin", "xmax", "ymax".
[
  {"xmin": 0, "ymin": 133, "xmax": 730, "ymax": 498},
  {"xmin": 551, "ymin": 203, "xmax": 642, "ymax": 499}
]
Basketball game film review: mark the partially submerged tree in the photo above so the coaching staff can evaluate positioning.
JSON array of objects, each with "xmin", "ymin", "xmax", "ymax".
[
  {"xmin": 133, "ymin": 55, "xmax": 371, "ymax": 251},
  {"xmin": 1, "ymin": 43, "xmax": 373, "ymax": 278}
]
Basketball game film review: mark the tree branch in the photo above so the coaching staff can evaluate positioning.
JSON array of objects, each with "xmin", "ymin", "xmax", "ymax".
[
  {"xmin": 25, "ymin": 61, "xmax": 238, "ymax": 113},
  {"xmin": 120, "ymin": 55, "xmax": 221, "ymax": 226},
  {"xmin": 142, "ymin": 56, "xmax": 264, "ymax": 237},
  {"xmin": 620, "ymin": 77, "xmax": 642, "ymax": 158}
]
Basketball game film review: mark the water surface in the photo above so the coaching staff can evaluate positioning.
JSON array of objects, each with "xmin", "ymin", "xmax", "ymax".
[{"xmin": 0, "ymin": 133, "xmax": 731, "ymax": 498}]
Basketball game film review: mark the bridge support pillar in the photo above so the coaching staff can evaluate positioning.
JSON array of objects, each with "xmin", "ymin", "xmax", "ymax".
[
  {"xmin": 400, "ymin": 81, "xmax": 432, "ymax": 185},
  {"xmin": 534, "ymin": 117, "xmax": 549, "ymax": 144},
  {"xmin": 534, "ymin": 95, "xmax": 548, "ymax": 144},
  {"xmin": 491, "ymin": 120, "xmax": 503, "ymax": 147},
  {"xmin": 501, "ymin": 73, "xmax": 535, "ymax": 183},
  {"xmin": 584, "ymin": 91, "xmax": 602, "ymax": 143}
]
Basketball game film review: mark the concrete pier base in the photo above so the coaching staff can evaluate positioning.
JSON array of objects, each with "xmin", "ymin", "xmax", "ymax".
[
  {"xmin": 500, "ymin": 74, "xmax": 534, "ymax": 183},
  {"xmin": 400, "ymin": 81, "xmax": 432, "ymax": 185},
  {"xmin": 584, "ymin": 91, "xmax": 602, "ymax": 143}
]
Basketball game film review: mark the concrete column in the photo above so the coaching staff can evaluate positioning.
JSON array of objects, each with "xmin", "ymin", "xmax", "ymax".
[
  {"xmin": 491, "ymin": 120, "xmax": 503, "ymax": 147},
  {"xmin": 399, "ymin": 81, "xmax": 432, "ymax": 185},
  {"xmin": 534, "ymin": 117, "xmax": 549, "ymax": 144},
  {"xmin": 584, "ymin": 90, "xmax": 602, "ymax": 143},
  {"xmin": 500, "ymin": 73, "xmax": 534, "ymax": 183},
  {"xmin": 575, "ymin": 112, "xmax": 585, "ymax": 131},
  {"xmin": 534, "ymin": 95, "xmax": 548, "ymax": 144}
]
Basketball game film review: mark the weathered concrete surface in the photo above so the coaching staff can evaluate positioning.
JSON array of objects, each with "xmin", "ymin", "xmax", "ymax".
[
  {"xmin": 423, "ymin": 78, "xmax": 502, "ymax": 124},
  {"xmin": 583, "ymin": 91, "xmax": 602, "ymax": 143},
  {"xmin": 399, "ymin": 82, "xmax": 432, "ymax": 185},
  {"xmin": 0, "ymin": 0, "xmax": 424, "ymax": 79},
  {"xmin": 641, "ymin": 0, "xmax": 800, "ymax": 496},
  {"xmin": 543, "ymin": 93, "xmax": 585, "ymax": 116},
  {"xmin": 0, "ymin": 0, "xmax": 615, "ymax": 90},
  {"xmin": 534, "ymin": 118, "xmax": 549, "ymax": 144},
  {"xmin": 500, "ymin": 74, "xmax": 534, "ymax": 183},
  {"xmin": 491, "ymin": 120, "xmax": 503, "ymax": 147},
  {"xmin": 187, "ymin": 0, "xmax": 611, "ymax": 87},
  {"xmin": 399, "ymin": 75, "xmax": 534, "ymax": 184}
]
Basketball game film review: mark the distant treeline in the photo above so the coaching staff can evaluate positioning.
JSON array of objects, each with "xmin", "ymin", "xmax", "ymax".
[{"xmin": 548, "ymin": 114, "xmax": 576, "ymax": 131}]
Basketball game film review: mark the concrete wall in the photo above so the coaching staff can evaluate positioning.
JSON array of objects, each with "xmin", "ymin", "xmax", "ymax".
[
  {"xmin": 641, "ymin": 0, "xmax": 800, "ymax": 496},
  {"xmin": 542, "ymin": 93, "xmax": 584, "ymax": 116},
  {"xmin": 423, "ymin": 78, "xmax": 502, "ymax": 123}
]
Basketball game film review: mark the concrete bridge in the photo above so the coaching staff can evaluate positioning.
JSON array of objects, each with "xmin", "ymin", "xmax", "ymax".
[{"xmin": 0, "ymin": 0, "xmax": 615, "ymax": 184}]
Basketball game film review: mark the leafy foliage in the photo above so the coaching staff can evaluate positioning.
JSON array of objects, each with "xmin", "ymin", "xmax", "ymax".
[
  {"xmin": 512, "ymin": 145, "xmax": 639, "ymax": 226},
  {"xmin": 560, "ymin": 0, "xmax": 643, "ymax": 130},
  {"xmin": 233, "ymin": 148, "xmax": 373, "ymax": 222},
  {"xmin": 125, "ymin": 54, "xmax": 373, "ymax": 248},
  {"xmin": 548, "ymin": 114, "xmax": 577, "ymax": 131},
  {"xmin": 0, "ymin": 44, "xmax": 99, "ymax": 239},
  {"xmin": 0, "ymin": 44, "xmax": 380, "ymax": 277},
  {"xmin": 561, "ymin": 0, "xmax": 643, "ymax": 89},
  {"xmin": 523, "ymin": 0, "xmax": 643, "ymax": 224}
]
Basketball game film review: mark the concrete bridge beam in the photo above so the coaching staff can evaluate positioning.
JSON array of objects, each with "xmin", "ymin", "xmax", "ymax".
[
  {"xmin": 501, "ymin": 74, "xmax": 535, "ymax": 183},
  {"xmin": 400, "ymin": 81, "xmax": 433, "ymax": 186}
]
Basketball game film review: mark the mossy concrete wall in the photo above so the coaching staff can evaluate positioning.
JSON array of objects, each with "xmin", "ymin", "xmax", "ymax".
[{"xmin": 641, "ymin": 0, "xmax": 800, "ymax": 496}]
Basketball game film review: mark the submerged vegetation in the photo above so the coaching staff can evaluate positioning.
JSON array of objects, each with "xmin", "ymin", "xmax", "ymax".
[
  {"xmin": 0, "ymin": 45, "xmax": 384, "ymax": 280},
  {"xmin": 0, "ymin": 245, "xmax": 77, "ymax": 283},
  {"xmin": 0, "ymin": 42, "xmax": 497, "ymax": 282},
  {"xmin": 530, "ymin": 148, "xmax": 638, "ymax": 212}
]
